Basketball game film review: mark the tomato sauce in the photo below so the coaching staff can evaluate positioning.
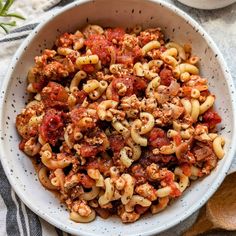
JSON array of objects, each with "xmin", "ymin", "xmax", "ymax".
[
  {"xmin": 39, "ymin": 109, "xmax": 65, "ymax": 146},
  {"xmin": 149, "ymin": 128, "xmax": 170, "ymax": 148},
  {"xmin": 41, "ymin": 82, "xmax": 68, "ymax": 109},
  {"xmin": 160, "ymin": 68, "xmax": 174, "ymax": 86},
  {"xmin": 85, "ymin": 34, "xmax": 112, "ymax": 65},
  {"xmin": 203, "ymin": 110, "xmax": 222, "ymax": 129}
]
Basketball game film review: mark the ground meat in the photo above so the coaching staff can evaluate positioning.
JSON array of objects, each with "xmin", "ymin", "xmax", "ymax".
[
  {"xmin": 130, "ymin": 164, "xmax": 147, "ymax": 185},
  {"xmin": 70, "ymin": 106, "xmax": 98, "ymax": 131},
  {"xmin": 78, "ymin": 173, "xmax": 95, "ymax": 188},
  {"xmin": 86, "ymin": 157, "xmax": 114, "ymax": 176},
  {"xmin": 55, "ymin": 32, "xmax": 74, "ymax": 48},
  {"xmin": 31, "ymin": 74, "xmax": 48, "ymax": 93},
  {"xmin": 42, "ymin": 60, "xmax": 70, "ymax": 80},
  {"xmin": 16, "ymin": 107, "xmax": 40, "ymax": 139},
  {"xmin": 192, "ymin": 142, "xmax": 216, "ymax": 162},
  {"xmin": 116, "ymin": 34, "xmax": 142, "ymax": 66},
  {"xmin": 138, "ymin": 28, "xmax": 164, "ymax": 47},
  {"xmin": 80, "ymin": 129, "xmax": 109, "ymax": 158},
  {"xmin": 80, "ymin": 144, "xmax": 99, "ymax": 158}
]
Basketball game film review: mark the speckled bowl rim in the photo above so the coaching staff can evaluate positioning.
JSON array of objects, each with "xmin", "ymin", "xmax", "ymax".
[
  {"xmin": 0, "ymin": 0, "xmax": 236, "ymax": 235},
  {"xmin": 177, "ymin": 0, "xmax": 236, "ymax": 10}
]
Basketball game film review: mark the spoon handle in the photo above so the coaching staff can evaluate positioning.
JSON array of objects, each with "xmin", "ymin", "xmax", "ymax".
[{"xmin": 183, "ymin": 206, "xmax": 216, "ymax": 236}]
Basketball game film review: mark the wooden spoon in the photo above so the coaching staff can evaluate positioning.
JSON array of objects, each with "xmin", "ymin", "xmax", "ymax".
[{"xmin": 184, "ymin": 172, "xmax": 236, "ymax": 236}]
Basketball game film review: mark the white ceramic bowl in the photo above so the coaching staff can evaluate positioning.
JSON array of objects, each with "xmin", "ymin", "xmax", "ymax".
[
  {"xmin": 0, "ymin": 1, "xmax": 236, "ymax": 235},
  {"xmin": 177, "ymin": 0, "xmax": 236, "ymax": 10}
]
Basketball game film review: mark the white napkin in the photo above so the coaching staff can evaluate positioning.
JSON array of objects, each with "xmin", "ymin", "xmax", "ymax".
[{"xmin": 0, "ymin": 0, "xmax": 61, "ymax": 88}]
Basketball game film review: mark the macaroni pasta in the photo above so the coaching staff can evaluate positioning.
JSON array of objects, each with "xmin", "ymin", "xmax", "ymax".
[{"xmin": 16, "ymin": 25, "xmax": 225, "ymax": 224}]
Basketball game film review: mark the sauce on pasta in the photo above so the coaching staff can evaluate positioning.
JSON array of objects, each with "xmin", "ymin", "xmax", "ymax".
[{"xmin": 16, "ymin": 25, "xmax": 225, "ymax": 223}]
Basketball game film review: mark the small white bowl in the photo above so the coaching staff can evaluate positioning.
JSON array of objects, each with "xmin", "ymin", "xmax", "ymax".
[
  {"xmin": 0, "ymin": 1, "xmax": 236, "ymax": 235},
  {"xmin": 177, "ymin": 0, "xmax": 236, "ymax": 10}
]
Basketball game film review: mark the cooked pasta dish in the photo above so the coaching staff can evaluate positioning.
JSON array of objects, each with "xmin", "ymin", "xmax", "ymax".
[{"xmin": 16, "ymin": 25, "xmax": 225, "ymax": 223}]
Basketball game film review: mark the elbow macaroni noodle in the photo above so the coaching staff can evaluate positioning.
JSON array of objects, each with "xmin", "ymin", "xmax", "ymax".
[{"xmin": 16, "ymin": 25, "xmax": 225, "ymax": 224}]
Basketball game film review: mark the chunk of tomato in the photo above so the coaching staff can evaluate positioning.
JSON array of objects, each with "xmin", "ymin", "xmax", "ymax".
[
  {"xmin": 203, "ymin": 110, "xmax": 222, "ymax": 128},
  {"xmin": 39, "ymin": 109, "xmax": 64, "ymax": 146},
  {"xmin": 41, "ymin": 82, "xmax": 68, "ymax": 109},
  {"xmin": 73, "ymin": 90, "xmax": 87, "ymax": 104},
  {"xmin": 133, "ymin": 77, "xmax": 148, "ymax": 91},
  {"xmin": 160, "ymin": 68, "xmax": 174, "ymax": 86},
  {"xmin": 149, "ymin": 128, "xmax": 170, "ymax": 148},
  {"xmin": 105, "ymin": 27, "xmax": 125, "ymax": 42},
  {"xmin": 85, "ymin": 34, "xmax": 111, "ymax": 64}
]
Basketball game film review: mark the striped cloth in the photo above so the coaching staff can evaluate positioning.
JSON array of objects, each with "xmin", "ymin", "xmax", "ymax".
[
  {"xmin": 0, "ymin": 1, "xmax": 235, "ymax": 236},
  {"xmin": 0, "ymin": 2, "xmax": 73, "ymax": 236}
]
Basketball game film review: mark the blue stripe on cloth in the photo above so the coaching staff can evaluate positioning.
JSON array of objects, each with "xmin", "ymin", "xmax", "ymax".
[
  {"xmin": 10, "ymin": 23, "xmax": 39, "ymax": 34},
  {"xmin": 25, "ymin": 205, "xmax": 42, "ymax": 236},
  {"xmin": 57, "ymin": 0, "xmax": 75, "ymax": 7},
  {"xmin": 0, "ymin": 34, "xmax": 28, "ymax": 43},
  {"xmin": 15, "ymin": 194, "xmax": 28, "ymax": 236},
  {"xmin": 0, "ymin": 162, "xmax": 21, "ymax": 236},
  {"xmin": 0, "ymin": 162, "xmax": 42, "ymax": 236}
]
